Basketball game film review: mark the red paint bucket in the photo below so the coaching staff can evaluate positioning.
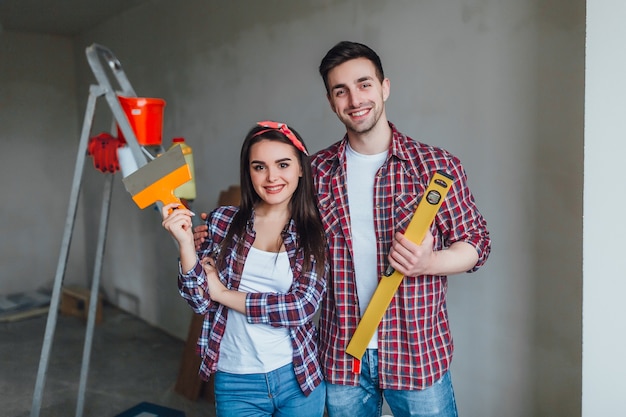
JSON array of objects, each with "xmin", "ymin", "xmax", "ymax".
[{"xmin": 117, "ymin": 96, "xmax": 166, "ymax": 146}]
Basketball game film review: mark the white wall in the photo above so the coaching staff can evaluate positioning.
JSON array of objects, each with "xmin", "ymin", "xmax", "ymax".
[
  {"xmin": 0, "ymin": 0, "xmax": 587, "ymax": 415},
  {"xmin": 582, "ymin": 1, "xmax": 626, "ymax": 415}
]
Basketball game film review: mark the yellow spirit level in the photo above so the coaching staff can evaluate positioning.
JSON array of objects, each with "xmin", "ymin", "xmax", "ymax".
[{"xmin": 345, "ymin": 171, "xmax": 454, "ymax": 366}]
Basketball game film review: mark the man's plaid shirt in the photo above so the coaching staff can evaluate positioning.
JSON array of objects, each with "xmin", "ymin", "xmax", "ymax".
[{"xmin": 311, "ymin": 122, "xmax": 491, "ymax": 390}]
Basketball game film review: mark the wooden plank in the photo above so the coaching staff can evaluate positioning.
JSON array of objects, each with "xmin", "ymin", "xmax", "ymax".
[{"xmin": 173, "ymin": 313, "xmax": 206, "ymax": 400}]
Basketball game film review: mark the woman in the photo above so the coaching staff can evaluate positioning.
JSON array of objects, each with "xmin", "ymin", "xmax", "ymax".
[{"xmin": 161, "ymin": 121, "xmax": 328, "ymax": 417}]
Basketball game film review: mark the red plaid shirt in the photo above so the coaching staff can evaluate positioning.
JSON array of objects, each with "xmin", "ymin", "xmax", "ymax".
[
  {"xmin": 178, "ymin": 206, "xmax": 328, "ymax": 396},
  {"xmin": 311, "ymin": 122, "xmax": 491, "ymax": 390}
]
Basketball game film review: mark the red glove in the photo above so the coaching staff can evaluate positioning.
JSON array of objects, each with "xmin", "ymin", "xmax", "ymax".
[{"xmin": 87, "ymin": 132, "xmax": 126, "ymax": 173}]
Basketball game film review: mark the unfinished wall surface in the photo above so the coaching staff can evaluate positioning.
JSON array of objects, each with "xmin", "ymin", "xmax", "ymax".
[
  {"xmin": 1, "ymin": 0, "xmax": 586, "ymax": 415},
  {"xmin": 0, "ymin": 32, "xmax": 88, "ymax": 295}
]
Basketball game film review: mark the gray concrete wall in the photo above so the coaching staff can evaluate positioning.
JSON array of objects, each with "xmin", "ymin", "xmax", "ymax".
[
  {"xmin": 0, "ymin": 1, "xmax": 586, "ymax": 415},
  {"xmin": 0, "ymin": 32, "xmax": 89, "ymax": 293}
]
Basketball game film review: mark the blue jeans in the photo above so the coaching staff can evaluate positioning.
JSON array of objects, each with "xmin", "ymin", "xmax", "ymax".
[
  {"xmin": 213, "ymin": 363, "xmax": 326, "ymax": 417},
  {"xmin": 326, "ymin": 350, "xmax": 458, "ymax": 417}
]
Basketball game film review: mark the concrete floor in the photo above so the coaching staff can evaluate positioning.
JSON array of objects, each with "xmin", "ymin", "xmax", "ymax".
[{"xmin": 0, "ymin": 303, "xmax": 216, "ymax": 417}]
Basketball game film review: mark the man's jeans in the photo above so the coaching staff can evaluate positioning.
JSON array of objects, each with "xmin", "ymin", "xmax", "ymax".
[
  {"xmin": 326, "ymin": 349, "xmax": 458, "ymax": 417},
  {"xmin": 214, "ymin": 363, "xmax": 326, "ymax": 417}
]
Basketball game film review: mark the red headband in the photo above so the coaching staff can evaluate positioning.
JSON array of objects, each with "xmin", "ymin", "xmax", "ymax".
[{"xmin": 253, "ymin": 121, "xmax": 309, "ymax": 156}]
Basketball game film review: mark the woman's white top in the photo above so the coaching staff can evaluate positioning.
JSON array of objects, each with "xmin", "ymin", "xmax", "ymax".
[{"xmin": 217, "ymin": 246, "xmax": 294, "ymax": 373}]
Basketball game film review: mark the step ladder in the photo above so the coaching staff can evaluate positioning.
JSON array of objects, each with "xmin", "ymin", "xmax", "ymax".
[{"xmin": 30, "ymin": 43, "xmax": 164, "ymax": 417}]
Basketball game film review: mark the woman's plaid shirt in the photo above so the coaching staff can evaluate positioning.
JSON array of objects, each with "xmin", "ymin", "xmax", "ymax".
[
  {"xmin": 311, "ymin": 122, "xmax": 491, "ymax": 390},
  {"xmin": 177, "ymin": 206, "xmax": 328, "ymax": 396}
]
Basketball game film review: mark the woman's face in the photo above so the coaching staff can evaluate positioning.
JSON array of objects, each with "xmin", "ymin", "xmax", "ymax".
[{"xmin": 248, "ymin": 139, "xmax": 302, "ymax": 209}]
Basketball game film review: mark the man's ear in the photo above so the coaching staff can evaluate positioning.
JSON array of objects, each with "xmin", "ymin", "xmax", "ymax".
[{"xmin": 382, "ymin": 78, "xmax": 390, "ymax": 102}]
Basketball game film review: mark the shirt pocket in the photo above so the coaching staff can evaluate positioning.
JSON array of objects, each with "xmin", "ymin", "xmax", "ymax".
[
  {"xmin": 393, "ymin": 193, "xmax": 421, "ymax": 234},
  {"xmin": 394, "ymin": 192, "xmax": 444, "ymax": 251},
  {"xmin": 317, "ymin": 192, "xmax": 342, "ymax": 237}
]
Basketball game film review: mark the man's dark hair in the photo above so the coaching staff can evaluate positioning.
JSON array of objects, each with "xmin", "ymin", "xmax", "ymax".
[{"xmin": 318, "ymin": 41, "xmax": 385, "ymax": 94}]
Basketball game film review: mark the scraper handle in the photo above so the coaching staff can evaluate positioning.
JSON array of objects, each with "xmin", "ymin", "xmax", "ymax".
[{"xmin": 161, "ymin": 194, "xmax": 184, "ymax": 214}]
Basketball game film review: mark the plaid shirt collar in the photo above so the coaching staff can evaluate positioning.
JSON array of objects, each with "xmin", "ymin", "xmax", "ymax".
[{"xmin": 333, "ymin": 122, "xmax": 413, "ymax": 165}]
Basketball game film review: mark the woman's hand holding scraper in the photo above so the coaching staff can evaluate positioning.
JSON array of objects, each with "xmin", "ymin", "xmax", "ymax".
[{"xmin": 161, "ymin": 203, "xmax": 195, "ymax": 248}]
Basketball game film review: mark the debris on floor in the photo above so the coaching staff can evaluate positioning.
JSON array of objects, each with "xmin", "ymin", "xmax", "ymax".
[{"xmin": 0, "ymin": 289, "xmax": 50, "ymax": 322}]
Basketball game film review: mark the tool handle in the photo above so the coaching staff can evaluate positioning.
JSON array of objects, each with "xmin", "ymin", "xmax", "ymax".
[{"xmin": 161, "ymin": 194, "xmax": 183, "ymax": 212}]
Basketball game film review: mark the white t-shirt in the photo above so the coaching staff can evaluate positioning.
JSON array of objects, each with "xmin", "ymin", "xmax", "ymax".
[
  {"xmin": 346, "ymin": 143, "xmax": 387, "ymax": 349},
  {"xmin": 217, "ymin": 247, "xmax": 294, "ymax": 373}
]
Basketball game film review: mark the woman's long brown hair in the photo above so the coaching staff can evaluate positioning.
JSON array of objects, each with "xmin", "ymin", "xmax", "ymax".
[{"xmin": 217, "ymin": 123, "xmax": 327, "ymax": 278}]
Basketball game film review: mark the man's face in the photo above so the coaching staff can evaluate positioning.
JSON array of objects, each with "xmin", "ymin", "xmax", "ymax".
[{"xmin": 326, "ymin": 57, "xmax": 390, "ymax": 135}]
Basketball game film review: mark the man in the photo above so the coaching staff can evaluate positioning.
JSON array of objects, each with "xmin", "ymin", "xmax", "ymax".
[{"xmin": 195, "ymin": 41, "xmax": 491, "ymax": 417}]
